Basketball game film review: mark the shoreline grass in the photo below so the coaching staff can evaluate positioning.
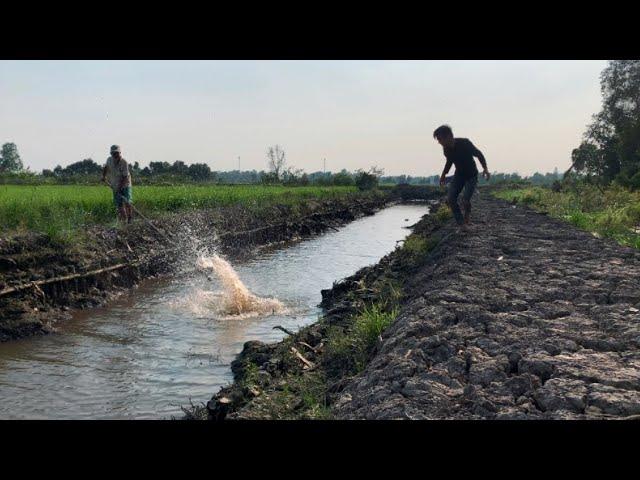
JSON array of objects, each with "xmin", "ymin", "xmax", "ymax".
[
  {"xmin": 493, "ymin": 185, "xmax": 640, "ymax": 249},
  {"xmin": 0, "ymin": 184, "xmax": 364, "ymax": 241}
]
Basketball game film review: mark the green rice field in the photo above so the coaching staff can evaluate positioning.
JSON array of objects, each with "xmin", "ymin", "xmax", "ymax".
[{"xmin": 0, "ymin": 184, "xmax": 362, "ymax": 240}]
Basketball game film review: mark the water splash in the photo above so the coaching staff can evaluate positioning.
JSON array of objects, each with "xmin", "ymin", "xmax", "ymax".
[{"xmin": 194, "ymin": 254, "xmax": 285, "ymax": 317}]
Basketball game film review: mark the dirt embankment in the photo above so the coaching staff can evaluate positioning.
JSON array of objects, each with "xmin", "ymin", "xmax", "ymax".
[
  {"xmin": 204, "ymin": 197, "xmax": 447, "ymax": 420},
  {"xmin": 206, "ymin": 191, "xmax": 640, "ymax": 420},
  {"xmin": 1, "ymin": 189, "xmax": 425, "ymax": 343}
]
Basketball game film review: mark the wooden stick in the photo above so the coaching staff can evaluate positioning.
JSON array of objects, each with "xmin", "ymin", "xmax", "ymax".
[
  {"xmin": 622, "ymin": 414, "xmax": 640, "ymax": 421},
  {"xmin": 0, "ymin": 262, "xmax": 136, "ymax": 297},
  {"xmin": 290, "ymin": 346, "xmax": 315, "ymax": 370},
  {"xmin": 298, "ymin": 341, "xmax": 324, "ymax": 354},
  {"xmin": 104, "ymin": 179, "xmax": 173, "ymax": 242},
  {"xmin": 129, "ymin": 203, "xmax": 174, "ymax": 242},
  {"xmin": 273, "ymin": 325, "xmax": 295, "ymax": 336}
]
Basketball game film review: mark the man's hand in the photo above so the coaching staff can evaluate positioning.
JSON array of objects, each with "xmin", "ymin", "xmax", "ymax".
[
  {"xmin": 439, "ymin": 175, "xmax": 446, "ymax": 187},
  {"xmin": 482, "ymin": 169, "xmax": 491, "ymax": 181}
]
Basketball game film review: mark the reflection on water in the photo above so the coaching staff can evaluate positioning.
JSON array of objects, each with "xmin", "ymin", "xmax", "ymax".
[{"xmin": 0, "ymin": 204, "xmax": 428, "ymax": 419}]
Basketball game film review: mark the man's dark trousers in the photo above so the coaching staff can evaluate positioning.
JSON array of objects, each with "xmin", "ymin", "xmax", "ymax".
[{"xmin": 447, "ymin": 173, "xmax": 478, "ymax": 225}]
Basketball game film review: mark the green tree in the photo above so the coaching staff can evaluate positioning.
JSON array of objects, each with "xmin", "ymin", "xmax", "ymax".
[
  {"xmin": 573, "ymin": 60, "xmax": 640, "ymax": 186},
  {"xmin": 148, "ymin": 161, "xmax": 171, "ymax": 175},
  {"xmin": 355, "ymin": 166, "xmax": 384, "ymax": 191},
  {"xmin": 62, "ymin": 158, "xmax": 102, "ymax": 176},
  {"xmin": 0, "ymin": 143, "xmax": 24, "ymax": 172},
  {"xmin": 172, "ymin": 160, "xmax": 189, "ymax": 175},
  {"xmin": 333, "ymin": 169, "xmax": 355, "ymax": 186},
  {"xmin": 571, "ymin": 142, "xmax": 608, "ymax": 183},
  {"xmin": 187, "ymin": 163, "xmax": 213, "ymax": 181}
]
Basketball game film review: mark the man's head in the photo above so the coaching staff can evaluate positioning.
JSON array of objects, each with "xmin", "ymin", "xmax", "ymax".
[
  {"xmin": 110, "ymin": 145, "xmax": 122, "ymax": 159},
  {"xmin": 433, "ymin": 125, "xmax": 455, "ymax": 148}
]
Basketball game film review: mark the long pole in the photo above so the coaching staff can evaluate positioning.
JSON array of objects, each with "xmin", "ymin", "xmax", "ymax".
[{"xmin": 103, "ymin": 179, "xmax": 172, "ymax": 241}]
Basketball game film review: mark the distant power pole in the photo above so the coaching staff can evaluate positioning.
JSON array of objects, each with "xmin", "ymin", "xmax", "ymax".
[
  {"xmin": 238, "ymin": 156, "xmax": 241, "ymax": 171},
  {"xmin": 323, "ymin": 158, "xmax": 326, "ymax": 173}
]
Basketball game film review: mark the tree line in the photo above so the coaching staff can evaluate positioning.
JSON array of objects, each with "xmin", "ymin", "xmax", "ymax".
[
  {"xmin": 0, "ymin": 143, "xmax": 387, "ymax": 190},
  {"xmin": 382, "ymin": 170, "xmax": 561, "ymax": 187},
  {"xmin": 1, "ymin": 141, "xmax": 561, "ymax": 188}
]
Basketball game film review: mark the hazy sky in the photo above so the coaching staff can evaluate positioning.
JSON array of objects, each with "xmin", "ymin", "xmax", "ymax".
[{"xmin": 0, "ymin": 60, "xmax": 607, "ymax": 176}]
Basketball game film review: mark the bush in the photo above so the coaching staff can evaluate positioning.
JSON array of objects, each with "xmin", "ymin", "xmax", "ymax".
[
  {"xmin": 434, "ymin": 203, "xmax": 453, "ymax": 223},
  {"xmin": 354, "ymin": 167, "xmax": 384, "ymax": 191},
  {"xmin": 354, "ymin": 304, "xmax": 398, "ymax": 354},
  {"xmin": 354, "ymin": 171, "xmax": 378, "ymax": 191},
  {"xmin": 324, "ymin": 298, "xmax": 400, "ymax": 377}
]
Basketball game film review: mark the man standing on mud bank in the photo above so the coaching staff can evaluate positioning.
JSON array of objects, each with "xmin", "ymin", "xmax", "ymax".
[
  {"xmin": 102, "ymin": 145, "xmax": 133, "ymax": 224},
  {"xmin": 434, "ymin": 125, "xmax": 490, "ymax": 228}
]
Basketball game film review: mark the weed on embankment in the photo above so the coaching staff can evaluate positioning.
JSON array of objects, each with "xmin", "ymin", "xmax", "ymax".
[
  {"xmin": 322, "ymin": 227, "xmax": 442, "ymax": 380},
  {"xmin": 494, "ymin": 185, "xmax": 640, "ymax": 249}
]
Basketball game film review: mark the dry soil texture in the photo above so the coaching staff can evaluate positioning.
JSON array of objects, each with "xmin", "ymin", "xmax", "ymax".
[{"xmin": 333, "ymin": 193, "xmax": 640, "ymax": 419}]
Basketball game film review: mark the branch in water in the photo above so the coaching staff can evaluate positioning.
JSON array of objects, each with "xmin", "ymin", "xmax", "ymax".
[
  {"xmin": 273, "ymin": 325, "xmax": 295, "ymax": 336},
  {"xmin": 290, "ymin": 346, "xmax": 315, "ymax": 370}
]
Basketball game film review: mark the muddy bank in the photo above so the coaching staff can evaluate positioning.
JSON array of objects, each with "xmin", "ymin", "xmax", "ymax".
[
  {"xmin": 336, "ymin": 193, "xmax": 640, "ymax": 419},
  {"xmin": 205, "ymin": 191, "xmax": 640, "ymax": 420},
  {"xmin": 1, "ymin": 188, "xmax": 441, "ymax": 343},
  {"xmin": 204, "ymin": 198, "xmax": 449, "ymax": 420}
]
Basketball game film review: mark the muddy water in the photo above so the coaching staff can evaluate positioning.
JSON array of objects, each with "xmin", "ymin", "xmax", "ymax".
[{"xmin": 0, "ymin": 204, "xmax": 428, "ymax": 419}]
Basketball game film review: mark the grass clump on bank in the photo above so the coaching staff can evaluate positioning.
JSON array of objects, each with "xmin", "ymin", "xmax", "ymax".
[
  {"xmin": 399, "ymin": 233, "xmax": 440, "ymax": 267},
  {"xmin": 326, "ymin": 301, "xmax": 400, "ymax": 376},
  {"xmin": 323, "ymin": 204, "xmax": 448, "ymax": 379},
  {"xmin": 493, "ymin": 185, "xmax": 640, "ymax": 249},
  {"xmin": 434, "ymin": 202, "xmax": 453, "ymax": 223},
  {"xmin": 0, "ymin": 184, "xmax": 366, "ymax": 240}
]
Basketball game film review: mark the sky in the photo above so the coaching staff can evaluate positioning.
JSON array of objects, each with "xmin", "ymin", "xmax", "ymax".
[{"xmin": 0, "ymin": 60, "xmax": 607, "ymax": 177}]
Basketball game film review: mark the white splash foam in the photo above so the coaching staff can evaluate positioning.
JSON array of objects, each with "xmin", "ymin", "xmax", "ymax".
[{"xmin": 193, "ymin": 254, "xmax": 285, "ymax": 317}]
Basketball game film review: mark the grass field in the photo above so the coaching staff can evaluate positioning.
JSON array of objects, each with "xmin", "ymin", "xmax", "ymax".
[
  {"xmin": 0, "ymin": 184, "xmax": 362, "ymax": 240},
  {"xmin": 493, "ymin": 185, "xmax": 640, "ymax": 249}
]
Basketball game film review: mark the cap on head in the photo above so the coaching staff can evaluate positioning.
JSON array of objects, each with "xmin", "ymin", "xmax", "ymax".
[{"xmin": 110, "ymin": 145, "xmax": 121, "ymax": 154}]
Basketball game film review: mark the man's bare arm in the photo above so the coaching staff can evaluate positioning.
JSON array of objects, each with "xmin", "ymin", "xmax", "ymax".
[
  {"xmin": 439, "ymin": 158, "xmax": 453, "ymax": 185},
  {"xmin": 469, "ymin": 141, "xmax": 490, "ymax": 180},
  {"xmin": 102, "ymin": 165, "xmax": 108, "ymax": 182}
]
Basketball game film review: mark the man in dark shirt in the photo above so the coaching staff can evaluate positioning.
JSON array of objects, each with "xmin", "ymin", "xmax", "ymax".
[{"xmin": 434, "ymin": 125, "xmax": 490, "ymax": 227}]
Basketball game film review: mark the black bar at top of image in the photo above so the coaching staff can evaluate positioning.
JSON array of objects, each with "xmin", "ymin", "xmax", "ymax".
[{"xmin": 2, "ymin": 8, "xmax": 639, "ymax": 60}]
